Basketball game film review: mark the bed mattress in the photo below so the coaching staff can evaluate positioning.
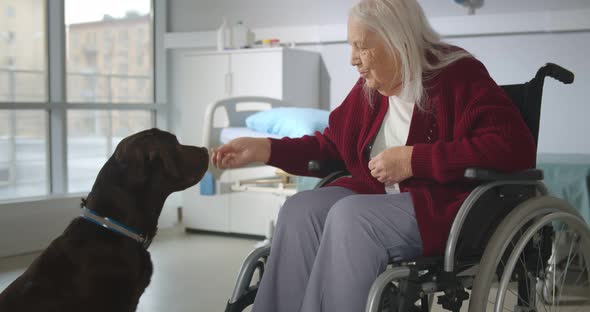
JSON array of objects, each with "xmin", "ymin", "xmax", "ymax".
[{"xmin": 220, "ymin": 127, "xmax": 283, "ymax": 144}]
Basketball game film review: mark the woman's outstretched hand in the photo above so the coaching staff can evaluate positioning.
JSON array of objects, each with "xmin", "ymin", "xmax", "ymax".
[
  {"xmin": 211, "ymin": 137, "xmax": 271, "ymax": 169},
  {"xmin": 368, "ymin": 146, "xmax": 414, "ymax": 185}
]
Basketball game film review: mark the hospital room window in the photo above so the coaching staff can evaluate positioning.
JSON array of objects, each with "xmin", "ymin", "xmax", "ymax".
[
  {"xmin": 0, "ymin": 0, "xmax": 49, "ymax": 200},
  {"xmin": 67, "ymin": 110, "xmax": 152, "ymax": 193},
  {"xmin": 0, "ymin": 0, "xmax": 47, "ymax": 102},
  {"xmin": 64, "ymin": 0, "xmax": 154, "ymax": 193},
  {"xmin": 65, "ymin": 0, "xmax": 153, "ymax": 104}
]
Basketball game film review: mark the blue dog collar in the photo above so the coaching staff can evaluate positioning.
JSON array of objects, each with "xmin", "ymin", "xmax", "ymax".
[{"xmin": 80, "ymin": 207, "xmax": 152, "ymax": 249}]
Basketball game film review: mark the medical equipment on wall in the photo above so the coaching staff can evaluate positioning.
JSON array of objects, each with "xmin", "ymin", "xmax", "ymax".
[{"xmin": 454, "ymin": 0, "xmax": 484, "ymax": 15}]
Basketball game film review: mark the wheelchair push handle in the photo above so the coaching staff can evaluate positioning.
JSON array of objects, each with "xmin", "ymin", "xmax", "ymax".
[{"xmin": 536, "ymin": 63, "xmax": 574, "ymax": 84}]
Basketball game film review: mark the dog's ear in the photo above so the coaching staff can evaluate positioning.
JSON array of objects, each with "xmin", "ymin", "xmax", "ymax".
[
  {"xmin": 115, "ymin": 145, "xmax": 147, "ymax": 186},
  {"xmin": 129, "ymin": 149, "xmax": 148, "ymax": 184},
  {"xmin": 150, "ymin": 150, "xmax": 180, "ymax": 178}
]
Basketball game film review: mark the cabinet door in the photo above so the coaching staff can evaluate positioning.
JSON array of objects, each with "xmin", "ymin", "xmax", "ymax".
[
  {"xmin": 230, "ymin": 52, "xmax": 282, "ymax": 99},
  {"xmin": 183, "ymin": 189, "xmax": 230, "ymax": 233},
  {"xmin": 173, "ymin": 52, "xmax": 230, "ymax": 232},
  {"xmin": 174, "ymin": 52, "xmax": 229, "ymax": 147},
  {"xmin": 229, "ymin": 191, "xmax": 283, "ymax": 236}
]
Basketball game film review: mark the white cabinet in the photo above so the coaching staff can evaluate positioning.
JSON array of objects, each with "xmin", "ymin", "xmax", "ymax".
[
  {"xmin": 171, "ymin": 47, "xmax": 320, "ymax": 147},
  {"xmin": 228, "ymin": 191, "xmax": 284, "ymax": 235},
  {"xmin": 230, "ymin": 51, "xmax": 283, "ymax": 99},
  {"xmin": 169, "ymin": 47, "xmax": 320, "ymax": 236},
  {"xmin": 172, "ymin": 53, "xmax": 229, "ymax": 152}
]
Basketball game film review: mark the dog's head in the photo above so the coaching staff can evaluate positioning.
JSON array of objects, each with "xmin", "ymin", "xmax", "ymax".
[{"xmin": 112, "ymin": 128, "xmax": 208, "ymax": 193}]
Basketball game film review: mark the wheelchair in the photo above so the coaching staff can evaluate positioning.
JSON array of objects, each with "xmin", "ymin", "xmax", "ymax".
[{"xmin": 224, "ymin": 63, "xmax": 590, "ymax": 312}]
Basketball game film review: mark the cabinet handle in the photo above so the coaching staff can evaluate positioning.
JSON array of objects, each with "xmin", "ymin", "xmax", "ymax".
[
  {"xmin": 225, "ymin": 73, "xmax": 231, "ymax": 96},
  {"xmin": 228, "ymin": 72, "xmax": 233, "ymax": 96}
]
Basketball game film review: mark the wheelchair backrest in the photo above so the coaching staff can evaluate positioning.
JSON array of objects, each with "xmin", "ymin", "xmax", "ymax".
[
  {"xmin": 499, "ymin": 63, "xmax": 574, "ymax": 146},
  {"xmin": 453, "ymin": 63, "xmax": 574, "ymax": 264}
]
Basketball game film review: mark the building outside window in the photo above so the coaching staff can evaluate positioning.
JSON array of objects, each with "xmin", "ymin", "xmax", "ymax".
[
  {"xmin": 65, "ymin": 0, "xmax": 154, "ymax": 193},
  {"xmin": 0, "ymin": 0, "xmax": 48, "ymax": 199}
]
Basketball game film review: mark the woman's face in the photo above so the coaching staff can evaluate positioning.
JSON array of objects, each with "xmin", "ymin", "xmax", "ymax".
[{"xmin": 348, "ymin": 16, "xmax": 401, "ymax": 96}]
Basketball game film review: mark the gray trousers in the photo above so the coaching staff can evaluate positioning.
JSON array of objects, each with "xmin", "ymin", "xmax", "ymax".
[{"xmin": 251, "ymin": 186, "xmax": 423, "ymax": 312}]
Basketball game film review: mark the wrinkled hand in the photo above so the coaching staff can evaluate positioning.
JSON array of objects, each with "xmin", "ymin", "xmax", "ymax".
[
  {"xmin": 211, "ymin": 137, "xmax": 271, "ymax": 169},
  {"xmin": 368, "ymin": 146, "xmax": 414, "ymax": 185}
]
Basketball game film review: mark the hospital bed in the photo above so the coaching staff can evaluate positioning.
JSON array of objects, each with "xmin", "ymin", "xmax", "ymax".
[
  {"xmin": 183, "ymin": 96, "xmax": 322, "ymax": 237},
  {"xmin": 201, "ymin": 96, "xmax": 322, "ymax": 196}
]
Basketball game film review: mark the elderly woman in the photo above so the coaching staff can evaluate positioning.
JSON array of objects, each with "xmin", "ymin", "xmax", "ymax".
[{"xmin": 212, "ymin": 0, "xmax": 536, "ymax": 311}]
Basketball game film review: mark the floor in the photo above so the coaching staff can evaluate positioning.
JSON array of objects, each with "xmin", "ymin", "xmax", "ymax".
[
  {"xmin": 0, "ymin": 226, "xmax": 258, "ymax": 312},
  {"xmin": 2, "ymin": 227, "xmax": 588, "ymax": 312}
]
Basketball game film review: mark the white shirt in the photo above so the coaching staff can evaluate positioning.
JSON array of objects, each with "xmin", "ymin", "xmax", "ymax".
[{"xmin": 370, "ymin": 96, "xmax": 415, "ymax": 193}]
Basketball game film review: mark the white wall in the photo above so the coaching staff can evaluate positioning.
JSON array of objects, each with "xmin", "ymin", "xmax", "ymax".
[
  {"xmin": 167, "ymin": 0, "xmax": 354, "ymax": 31},
  {"xmin": 167, "ymin": 0, "xmax": 590, "ymax": 31},
  {"xmin": 448, "ymin": 33, "xmax": 590, "ymax": 154},
  {"xmin": 0, "ymin": 196, "xmax": 80, "ymax": 258},
  {"xmin": 0, "ymin": 193, "xmax": 182, "ymax": 257}
]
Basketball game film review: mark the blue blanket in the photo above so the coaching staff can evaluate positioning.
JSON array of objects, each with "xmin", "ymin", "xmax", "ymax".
[{"xmin": 537, "ymin": 153, "xmax": 590, "ymax": 224}]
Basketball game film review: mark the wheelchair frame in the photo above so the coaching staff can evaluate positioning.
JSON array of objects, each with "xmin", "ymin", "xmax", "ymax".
[{"xmin": 224, "ymin": 63, "xmax": 588, "ymax": 312}]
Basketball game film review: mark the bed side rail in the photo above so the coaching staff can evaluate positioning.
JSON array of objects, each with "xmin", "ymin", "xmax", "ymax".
[{"xmin": 202, "ymin": 96, "xmax": 289, "ymax": 149}]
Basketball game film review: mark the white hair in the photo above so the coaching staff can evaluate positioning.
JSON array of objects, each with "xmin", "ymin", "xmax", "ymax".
[{"xmin": 350, "ymin": 0, "xmax": 471, "ymax": 110}]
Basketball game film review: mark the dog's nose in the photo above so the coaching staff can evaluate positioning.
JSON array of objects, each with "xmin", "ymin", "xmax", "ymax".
[{"xmin": 197, "ymin": 147, "xmax": 209, "ymax": 163}]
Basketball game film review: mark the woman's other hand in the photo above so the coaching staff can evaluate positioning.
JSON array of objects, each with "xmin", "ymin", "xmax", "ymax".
[
  {"xmin": 368, "ymin": 146, "xmax": 413, "ymax": 185},
  {"xmin": 211, "ymin": 137, "xmax": 271, "ymax": 169}
]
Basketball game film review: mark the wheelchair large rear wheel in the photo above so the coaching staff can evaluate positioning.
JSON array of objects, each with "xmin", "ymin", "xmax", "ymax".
[{"xmin": 469, "ymin": 196, "xmax": 590, "ymax": 311}]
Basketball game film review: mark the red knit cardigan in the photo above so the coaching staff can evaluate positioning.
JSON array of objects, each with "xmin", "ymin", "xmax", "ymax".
[{"xmin": 266, "ymin": 56, "xmax": 536, "ymax": 256}]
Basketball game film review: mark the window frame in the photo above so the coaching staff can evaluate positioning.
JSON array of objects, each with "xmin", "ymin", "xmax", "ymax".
[{"xmin": 0, "ymin": 0, "xmax": 168, "ymax": 201}]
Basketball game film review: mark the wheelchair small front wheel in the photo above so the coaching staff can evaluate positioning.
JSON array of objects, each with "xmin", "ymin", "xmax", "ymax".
[{"xmin": 366, "ymin": 266, "xmax": 428, "ymax": 312}]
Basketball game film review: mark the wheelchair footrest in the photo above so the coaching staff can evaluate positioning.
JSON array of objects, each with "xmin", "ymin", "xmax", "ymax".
[{"xmin": 437, "ymin": 288, "xmax": 469, "ymax": 312}]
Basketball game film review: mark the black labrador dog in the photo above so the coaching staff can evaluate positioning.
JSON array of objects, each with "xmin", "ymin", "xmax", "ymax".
[{"xmin": 0, "ymin": 128, "xmax": 208, "ymax": 312}]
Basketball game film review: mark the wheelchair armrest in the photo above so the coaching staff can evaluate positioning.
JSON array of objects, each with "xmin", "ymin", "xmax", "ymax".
[
  {"xmin": 308, "ymin": 160, "xmax": 350, "ymax": 189},
  {"xmin": 464, "ymin": 168, "xmax": 543, "ymax": 181},
  {"xmin": 308, "ymin": 160, "xmax": 348, "ymax": 174}
]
